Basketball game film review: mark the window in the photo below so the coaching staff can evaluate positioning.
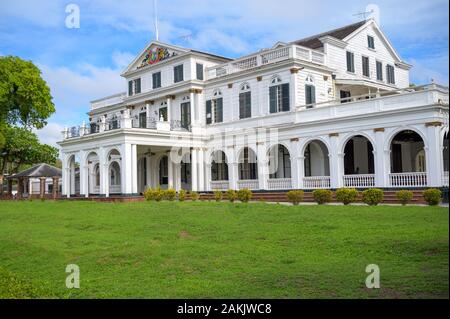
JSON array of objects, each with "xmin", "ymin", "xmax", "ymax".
[
  {"xmin": 269, "ymin": 76, "xmax": 289, "ymax": 113},
  {"xmin": 376, "ymin": 61, "xmax": 383, "ymax": 81},
  {"xmin": 305, "ymin": 84, "xmax": 316, "ymax": 106},
  {"xmin": 367, "ymin": 35, "xmax": 375, "ymax": 49},
  {"xmin": 239, "ymin": 83, "xmax": 251, "ymax": 119},
  {"xmin": 386, "ymin": 64, "xmax": 395, "ymax": 84},
  {"xmin": 340, "ymin": 90, "xmax": 351, "ymax": 103},
  {"xmin": 362, "ymin": 56, "xmax": 370, "ymax": 77},
  {"xmin": 128, "ymin": 78, "xmax": 141, "ymax": 96},
  {"xmin": 196, "ymin": 63, "xmax": 204, "ymax": 80},
  {"xmin": 211, "ymin": 151, "xmax": 228, "ymax": 181},
  {"xmin": 174, "ymin": 64, "xmax": 184, "ymax": 83},
  {"xmin": 139, "ymin": 112, "xmax": 146, "ymax": 128},
  {"xmin": 159, "ymin": 107, "xmax": 168, "ymax": 122},
  {"xmin": 206, "ymin": 90, "xmax": 223, "ymax": 124},
  {"xmin": 346, "ymin": 51, "xmax": 355, "ymax": 73},
  {"xmin": 180, "ymin": 102, "xmax": 191, "ymax": 129},
  {"xmin": 152, "ymin": 72, "xmax": 161, "ymax": 89},
  {"xmin": 239, "ymin": 148, "xmax": 258, "ymax": 180}
]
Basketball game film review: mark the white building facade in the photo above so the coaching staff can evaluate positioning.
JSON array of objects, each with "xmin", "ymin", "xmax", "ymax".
[{"xmin": 58, "ymin": 19, "xmax": 449, "ymax": 197}]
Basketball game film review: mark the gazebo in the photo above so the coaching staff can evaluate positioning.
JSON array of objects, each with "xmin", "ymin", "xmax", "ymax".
[{"xmin": 5, "ymin": 163, "xmax": 62, "ymax": 199}]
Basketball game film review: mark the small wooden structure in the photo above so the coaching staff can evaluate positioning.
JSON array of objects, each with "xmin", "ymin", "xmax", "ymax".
[{"xmin": 5, "ymin": 164, "xmax": 62, "ymax": 199}]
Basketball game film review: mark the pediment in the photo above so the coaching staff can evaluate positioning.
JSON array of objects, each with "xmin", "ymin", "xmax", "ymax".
[{"xmin": 122, "ymin": 42, "xmax": 189, "ymax": 75}]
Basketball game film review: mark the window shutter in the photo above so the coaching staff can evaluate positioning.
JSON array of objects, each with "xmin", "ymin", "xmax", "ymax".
[
  {"xmin": 206, "ymin": 100, "xmax": 212, "ymax": 124},
  {"xmin": 216, "ymin": 98, "xmax": 223, "ymax": 123},
  {"xmin": 135, "ymin": 78, "xmax": 141, "ymax": 94},
  {"xmin": 281, "ymin": 83, "xmax": 290, "ymax": 111},
  {"xmin": 239, "ymin": 93, "xmax": 245, "ymax": 119},
  {"xmin": 196, "ymin": 63, "xmax": 204, "ymax": 80},
  {"xmin": 305, "ymin": 85, "xmax": 316, "ymax": 106},
  {"xmin": 128, "ymin": 81, "xmax": 133, "ymax": 96},
  {"xmin": 269, "ymin": 86, "xmax": 277, "ymax": 113},
  {"xmin": 245, "ymin": 92, "xmax": 251, "ymax": 118}
]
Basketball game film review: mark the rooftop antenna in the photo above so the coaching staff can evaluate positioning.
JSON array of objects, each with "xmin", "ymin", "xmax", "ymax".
[
  {"xmin": 353, "ymin": 4, "xmax": 380, "ymax": 25},
  {"xmin": 153, "ymin": 0, "xmax": 159, "ymax": 41}
]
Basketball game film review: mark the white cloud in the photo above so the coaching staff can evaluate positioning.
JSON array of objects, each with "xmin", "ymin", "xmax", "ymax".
[
  {"xmin": 409, "ymin": 54, "xmax": 450, "ymax": 85},
  {"xmin": 33, "ymin": 122, "xmax": 64, "ymax": 148}
]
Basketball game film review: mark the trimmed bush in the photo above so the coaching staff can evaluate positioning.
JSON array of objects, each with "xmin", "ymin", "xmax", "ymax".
[
  {"xmin": 190, "ymin": 191, "xmax": 199, "ymax": 202},
  {"xmin": 214, "ymin": 191, "xmax": 223, "ymax": 202},
  {"xmin": 395, "ymin": 190, "xmax": 413, "ymax": 206},
  {"xmin": 286, "ymin": 190, "xmax": 304, "ymax": 205},
  {"xmin": 164, "ymin": 188, "xmax": 177, "ymax": 201},
  {"xmin": 237, "ymin": 188, "xmax": 252, "ymax": 203},
  {"xmin": 312, "ymin": 189, "xmax": 333, "ymax": 205},
  {"xmin": 423, "ymin": 189, "xmax": 442, "ymax": 206},
  {"xmin": 178, "ymin": 189, "xmax": 186, "ymax": 202},
  {"xmin": 362, "ymin": 188, "xmax": 384, "ymax": 206},
  {"xmin": 335, "ymin": 188, "xmax": 359, "ymax": 205},
  {"xmin": 226, "ymin": 189, "xmax": 237, "ymax": 203},
  {"xmin": 153, "ymin": 188, "xmax": 164, "ymax": 202}
]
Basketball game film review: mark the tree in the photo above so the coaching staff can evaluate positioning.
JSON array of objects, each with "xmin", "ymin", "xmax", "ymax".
[
  {"xmin": 0, "ymin": 56, "xmax": 55, "ymax": 146},
  {"xmin": 0, "ymin": 125, "xmax": 58, "ymax": 175}
]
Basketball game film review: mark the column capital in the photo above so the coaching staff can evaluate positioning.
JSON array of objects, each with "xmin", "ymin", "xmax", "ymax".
[
  {"xmin": 374, "ymin": 128, "xmax": 385, "ymax": 133},
  {"xmin": 425, "ymin": 121, "xmax": 443, "ymax": 127},
  {"xmin": 329, "ymin": 133, "xmax": 339, "ymax": 137}
]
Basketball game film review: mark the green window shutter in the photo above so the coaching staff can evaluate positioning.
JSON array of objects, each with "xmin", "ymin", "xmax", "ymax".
[
  {"xmin": 269, "ymin": 86, "xmax": 277, "ymax": 113},
  {"xmin": 216, "ymin": 98, "xmax": 223, "ymax": 123},
  {"xmin": 128, "ymin": 81, "xmax": 133, "ymax": 95},
  {"xmin": 239, "ymin": 93, "xmax": 245, "ymax": 119},
  {"xmin": 206, "ymin": 100, "xmax": 212, "ymax": 124},
  {"xmin": 135, "ymin": 78, "xmax": 141, "ymax": 94},
  {"xmin": 305, "ymin": 85, "xmax": 315, "ymax": 105},
  {"xmin": 245, "ymin": 92, "xmax": 251, "ymax": 118},
  {"xmin": 281, "ymin": 83, "xmax": 290, "ymax": 111}
]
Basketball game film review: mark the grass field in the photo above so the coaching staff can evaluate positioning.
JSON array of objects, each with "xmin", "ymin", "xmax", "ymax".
[{"xmin": 0, "ymin": 201, "xmax": 448, "ymax": 299}]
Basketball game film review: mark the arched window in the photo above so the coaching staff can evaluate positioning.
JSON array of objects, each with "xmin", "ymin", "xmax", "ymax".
[
  {"xmin": 269, "ymin": 75, "xmax": 290, "ymax": 113},
  {"xmin": 390, "ymin": 130, "xmax": 426, "ymax": 173},
  {"xmin": 305, "ymin": 74, "xmax": 316, "ymax": 107},
  {"xmin": 211, "ymin": 151, "xmax": 229, "ymax": 181},
  {"xmin": 206, "ymin": 89, "xmax": 223, "ymax": 124},
  {"xmin": 268, "ymin": 145, "xmax": 291, "ymax": 179},
  {"xmin": 110, "ymin": 162, "xmax": 121, "ymax": 186},
  {"xmin": 239, "ymin": 83, "xmax": 251, "ymax": 119},
  {"xmin": 94, "ymin": 164, "xmax": 100, "ymax": 187}
]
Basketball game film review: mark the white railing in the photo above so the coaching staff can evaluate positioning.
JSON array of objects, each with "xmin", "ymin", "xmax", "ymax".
[
  {"xmin": 210, "ymin": 181, "xmax": 230, "ymax": 190},
  {"xmin": 237, "ymin": 180, "xmax": 259, "ymax": 190},
  {"xmin": 389, "ymin": 172, "xmax": 428, "ymax": 188},
  {"xmin": 343, "ymin": 174, "xmax": 375, "ymax": 188},
  {"xmin": 206, "ymin": 44, "xmax": 325, "ymax": 80},
  {"xmin": 267, "ymin": 178, "xmax": 292, "ymax": 190},
  {"xmin": 303, "ymin": 176, "xmax": 331, "ymax": 189},
  {"xmin": 443, "ymin": 171, "xmax": 449, "ymax": 187},
  {"xmin": 110, "ymin": 185, "xmax": 121, "ymax": 194}
]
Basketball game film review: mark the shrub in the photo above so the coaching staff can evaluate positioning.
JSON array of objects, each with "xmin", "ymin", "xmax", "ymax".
[
  {"xmin": 237, "ymin": 188, "xmax": 252, "ymax": 203},
  {"xmin": 312, "ymin": 189, "xmax": 333, "ymax": 205},
  {"xmin": 144, "ymin": 188, "xmax": 155, "ymax": 201},
  {"xmin": 190, "ymin": 191, "xmax": 199, "ymax": 202},
  {"xmin": 395, "ymin": 190, "xmax": 413, "ymax": 206},
  {"xmin": 362, "ymin": 188, "xmax": 384, "ymax": 206},
  {"xmin": 164, "ymin": 188, "xmax": 177, "ymax": 201},
  {"xmin": 178, "ymin": 189, "xmax": 186, "ymax": 202},
  {"xmin": 153, "ymin": 188, "xmax": 164, "ymax": 202},
  {"xmin": 423, "ymin": 189, "xmax": 442, "ymax": 206},
  {"xmin": 286, "ymin": 190, "xmax": 304, "ymax": 205},
  {"xmin": 335, "ymin": 188, "xmax": 359, "ymax": 205},
  {"xmin": 214, "ymin": 191, "xmax": 223, "ymax": 202},
  {"xmin": 226, "ymin": 189, "xmax": 237, "ymax": 203}
]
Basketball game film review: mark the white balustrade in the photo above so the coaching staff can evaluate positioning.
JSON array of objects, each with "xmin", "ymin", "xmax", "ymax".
[
  {"xmin": 389, "ymin": 172, "xmax": 428, "ymax": 187},
  {"xmin": 237, "ymin": 180, "xmax": 259, "ymax": 190},
  {"xmin": 210, "ymin": 181, "xmax": 230, "ymax": 190},
  {"xmin": 267, "ymin": 178, "xmax": 292, "ymax": 190},
  {"xmin": 343, "ymin": 174, "xmax": 375, "ymax": 188},
  {"xmin": 303, "ymin": 176, "xmax": 331, "ymax": 189}
]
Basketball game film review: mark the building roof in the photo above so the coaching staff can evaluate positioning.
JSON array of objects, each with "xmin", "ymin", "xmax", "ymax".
[
  {"xmin": 8, "ymin": 163, "xmax": 62, "ymax": 179},
  {"xmin": 292, "ymin": 20, "xmax": 367, "ymax": 49}
]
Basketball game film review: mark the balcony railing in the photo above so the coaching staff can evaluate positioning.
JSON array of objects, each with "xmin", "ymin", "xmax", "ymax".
[
  {"xmin": 237, "ymin": 180, "xmax": 259, "ymax": 190},
  {"xmin": 267, "ymin": 178, "xmax": 292, "ymax": 190},
  {"xmin": 132, "ymin": 117, "xmax": 158, "ymax": 129},
  {"xmin": 206, "ymin": 44, "xmax": 325, "ymax": 80},
  {"xmin": 343, "ymin": 174, "xmax": 375, "ymax": 188},
  {"xmin": 303, "ymin": 176, "xmax": 331, "ymax": 189},
  {"xmin": 389, "ymin": 172, "xmax": 428, "ymax": 188},
  {"xmin": 210, "ymin": 181, "xmax": 230, "ymax": 190}
]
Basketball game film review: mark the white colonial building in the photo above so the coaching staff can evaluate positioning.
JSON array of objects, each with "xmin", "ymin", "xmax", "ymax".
[{"xmin": 58, "ymin": 19, "xmax": 449, "ymax": 197}]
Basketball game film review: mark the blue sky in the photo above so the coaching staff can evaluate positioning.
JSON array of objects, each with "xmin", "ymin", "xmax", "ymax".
[{"xmin": 0, "ymin": 0, "xmax": 448, "ymax": 147}]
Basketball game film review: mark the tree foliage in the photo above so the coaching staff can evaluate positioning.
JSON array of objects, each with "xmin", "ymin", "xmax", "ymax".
[{"xmin": 0, "ymin": 125, "xmax": 58, "ymax": 174}]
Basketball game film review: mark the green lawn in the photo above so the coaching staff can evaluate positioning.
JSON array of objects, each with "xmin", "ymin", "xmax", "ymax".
[{"xmin": 0, "ymin": 201, "xmax": 448, "ymax": 299}]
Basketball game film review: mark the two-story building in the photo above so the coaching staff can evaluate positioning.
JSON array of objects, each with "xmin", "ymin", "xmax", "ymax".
[{"xmin": 58, "ymin": 19, "xmax": 449, "ymax": 197}]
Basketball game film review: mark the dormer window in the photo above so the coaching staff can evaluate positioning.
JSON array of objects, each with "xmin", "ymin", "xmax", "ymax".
[
  {"xmin": 367, "ymin": 35, "xmax": 375, "ymax": 49},
  {"xmin": 206, "ymin": 90, "xmax": 223, "ymax": 124},
  {"xmin": 269, "ymin": 75, "xmax": 290, "ymax": 113}
]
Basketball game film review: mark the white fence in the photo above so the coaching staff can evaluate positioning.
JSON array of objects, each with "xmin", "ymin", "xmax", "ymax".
[
  {"xmin": 389, "ymin": 172, "xmax": 428, "ymax": 188},
  {"xmin": 237, "ymin": 180, "xmax": 259, "ymax": 190},
  {"xmin": 303, "ymin": 176, "xmax": 331, "ymax": 189},
  {"xmin": 210, "ymin": 181, "xmax": 230, "ymax": 190},
  {"xmin": 267, "ymin": 178, "xmax": 292, "ymax": 190},
  {"xmin": 343, "ymin": 174, "xmax": 375, "ymax": 188}
]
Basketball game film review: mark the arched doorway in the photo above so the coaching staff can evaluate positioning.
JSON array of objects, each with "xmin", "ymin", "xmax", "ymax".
[
  {"xmin": 238, "ymin": 147, "xmax": 258, "ymax": 190},
  {"xmin": 343, "ymin": 135, "xmax": 375, "ymax": 187},
  {"xmin": 268, "ymin": 144, "xmax": 292, "ymax": 189},
  {"xmin": 159, "ymin": 156, "xmax": 169, "ymax": 189},
  {"xmin": 210, "ymin": 150, "xmax": 229, "ymax": 190},
  {"xmin": 86, "ymin": 152, "xmax": 100, "ymax": 195},
  {"xmin": 109, "ymin": 161, "xmax": 121, "ymax": 194},
  {"xmin": 303, "ymin": 140, "xmax": 330, "ymax": 189},
  {"xmin": 390, "ymin": 130, "xmax": 427, "ymax": 187},
  {"xmin": 67, "ymin": 154, "xmax": 81, "ymax": 196}
]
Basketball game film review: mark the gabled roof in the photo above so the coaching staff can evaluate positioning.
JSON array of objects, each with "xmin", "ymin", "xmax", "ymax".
[
  {"xmin": 8, "ymin": 163, "xmax": 62, "ymax": 179},
  {"xmin": 292, "ymin": 20, "xmax": 367, "ymax": 49}
]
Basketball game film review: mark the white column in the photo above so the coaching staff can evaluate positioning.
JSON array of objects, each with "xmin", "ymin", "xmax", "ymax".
[
  {"xmin": 64, "ymin": 167, "xmax": 70, "ymax": 197},
  {"xmin": 198, "ymin": 149, "xmax": 205, "ymax": 191},
  {"xmin": 190, "ymin": 91, "xmax": 196, "ymax": 126},
  {"xmin": 121, "ymin": 144, "xmax": 133, "ymax": 195},
  {"xmin": 166, "ymin": 97, "xmax": 172, "ymax": 123},
  {"xmin": 205, "ymin": 163, "xmax": 212, "ymax": 191},
  {"xmin": 290, "ymin": 140, "xmax": 300, "ymax": 189},
  {"xmin": 297, "ymin": 156, "xmax": 305, "ymax": 189},
  {"xmin": 70, "ymin": 161, "xmax": 76, "ymax": 195},
  {"xmin": 426, "ymin": 124, "xmax": 443, "ymax": 187},
  {"xmin": 103, "ymin": 163, "xmax": 110, "ymax": 198},
  {"xmin": 98, "ymin": 147, "xmax": 107, "ymax": 196},
  {"xmin": 229, "ymin": 162, "xmax": 238, "ymax": 190},
  {"xmin": 168, "ymin": 155, "xmax": 174, "ymax": 189},
  {"xmin": 191, "ymin": 148, "xmax": 198, "ymax": 191},
  {"xmin": 374, "ymin": 129, "xmax": 388, "ymax": 187},
  {"xmin": 329, "ymin": 134, "xmax": 343, "ymax": 189},
  {"xmin": 145, "ymin": 154, "xmax": 152, "ymax": 189},
  {"xmin": 257, "ymin": 143, "xmax": 268, "ymax": 190},
  {"xmin": 290, "ymin": 69, "xmax": 299, "ymax": 109},
  {"xmin": 131, "ymin": 144, "xmax": 138, "ymax": 194},
  {"xmin": 81, "ymin": 164, "xmax": 89, "ymax": 197}
]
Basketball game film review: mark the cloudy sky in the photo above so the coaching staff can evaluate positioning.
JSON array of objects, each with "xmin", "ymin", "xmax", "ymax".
[{"xmin": 0, "ymin": 0, "xmax": 448, "ymax": 147}]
